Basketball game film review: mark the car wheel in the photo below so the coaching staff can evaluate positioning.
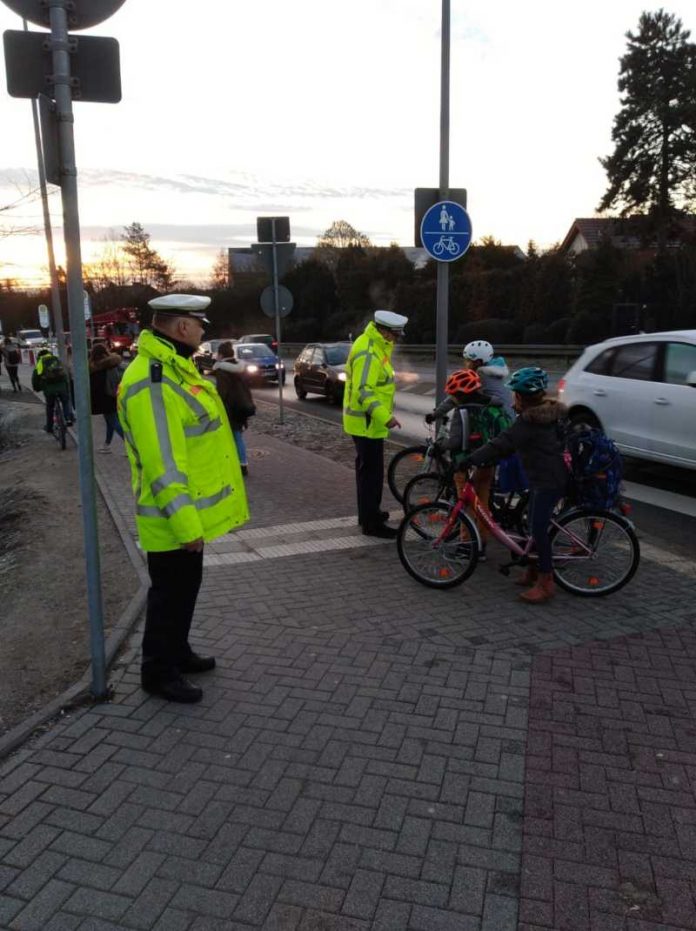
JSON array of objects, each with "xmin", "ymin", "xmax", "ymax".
[
  {"xmin": 327, "ymin": 384, "xmax": 341, "ymax": 405},
  {"xmin": 294, "ymin": 377, "xmax": 307, "ymax": 399}
]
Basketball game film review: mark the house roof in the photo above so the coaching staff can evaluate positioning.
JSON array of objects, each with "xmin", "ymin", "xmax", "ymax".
[{"xmin": 560, "ymin": 215, "xmax": 696, "ymax": 254}]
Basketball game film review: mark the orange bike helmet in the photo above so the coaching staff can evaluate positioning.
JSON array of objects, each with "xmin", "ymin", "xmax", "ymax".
[{"xmin": 445, "ymin": 369, "xmax": 482, "ymax": 396}]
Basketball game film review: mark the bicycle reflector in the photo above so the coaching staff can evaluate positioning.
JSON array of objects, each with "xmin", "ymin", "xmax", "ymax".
[
  {"xmin": 587, "ymin": 576, "xmax": 600, "ymax": 587},
  {"xmin": 592, "ymin": 520, "xmax": 605, "ymax": 531}
]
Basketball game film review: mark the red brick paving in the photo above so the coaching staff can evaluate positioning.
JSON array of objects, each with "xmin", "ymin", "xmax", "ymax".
[{"xmin": 521, "ymin": 628, "xmax": 696, "ymax": 931}]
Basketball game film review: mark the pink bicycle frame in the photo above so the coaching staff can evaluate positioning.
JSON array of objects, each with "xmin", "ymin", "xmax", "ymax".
[{"xmin": 446, "ymin": 481, "xmax": 533, "ymax": 557}]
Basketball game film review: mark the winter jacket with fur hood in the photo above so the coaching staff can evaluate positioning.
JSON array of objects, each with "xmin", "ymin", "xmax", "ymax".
[
  {"xmin": 468, "ymin": 397, "xmax": 568, "ymax": 490},
  {"xmin": 89, "ymin": 353, "xmax": 123, "ymax": 415}
]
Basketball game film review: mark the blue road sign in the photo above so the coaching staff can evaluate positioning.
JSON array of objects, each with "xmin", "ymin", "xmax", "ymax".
[{"xmin": 420, "ymin": 199, "xmax": 472, "ymax": 262}]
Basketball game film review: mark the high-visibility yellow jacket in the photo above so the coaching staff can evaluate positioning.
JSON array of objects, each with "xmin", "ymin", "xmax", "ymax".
[
  {"xmin": 117, "ymin": 328, "xmax": 249, "ymax": 552},
  {"xmin": 342, "ymin": 321, "xmax": 395, "ymax": 439}
]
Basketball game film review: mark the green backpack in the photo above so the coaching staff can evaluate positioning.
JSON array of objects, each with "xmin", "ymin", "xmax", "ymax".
[
  {"xmin": 41, "ymin": 355, "xmax": 66, "ymax": 384},
  {"xmin": 469, "ymin": 404, "xmax": 512, "ymax": 447}
]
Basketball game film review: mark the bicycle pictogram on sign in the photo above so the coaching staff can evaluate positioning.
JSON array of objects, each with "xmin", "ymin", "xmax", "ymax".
[{"xmin": 420, "ymin": 200, "xmax": 472, "ymax": 263}]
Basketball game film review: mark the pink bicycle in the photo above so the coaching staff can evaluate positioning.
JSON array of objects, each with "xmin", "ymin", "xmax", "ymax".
[{"xmin": 396, "ymin": 466, "xmax": 640, "ymax": 597}]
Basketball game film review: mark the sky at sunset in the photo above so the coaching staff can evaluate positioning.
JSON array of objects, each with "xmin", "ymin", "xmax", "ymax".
[{"xmin": 1, "ymin": 0, "xmax": 695, "ymax": 287}]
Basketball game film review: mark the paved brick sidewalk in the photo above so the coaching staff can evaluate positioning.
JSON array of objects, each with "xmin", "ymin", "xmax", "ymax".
[
  {"xmin": 0, "ymin": 419, "xmax": 695, "ymax": 930},
  {"xmin": 521, "ymin": 628, "xmax": 696, "ymax": 931}
]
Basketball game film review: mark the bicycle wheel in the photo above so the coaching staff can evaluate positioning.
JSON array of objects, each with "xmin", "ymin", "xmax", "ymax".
[
  {"xmin": 550, "ymin": 509, "xmax": 639, "ymax": 597},
  {"xmin": 397, "ymin": 502, "xmax": 479, "ymax": 589},
  {"xmin": 388, "ymin": 445, "xmax": 431, "ymax": 503},
  {"xmin": 53, "ymin": 407, "xmax": 66, "ymax": 450},
  {"xmin": 402, "ymin": 471, "xmax": 455, "ymax": 513}
]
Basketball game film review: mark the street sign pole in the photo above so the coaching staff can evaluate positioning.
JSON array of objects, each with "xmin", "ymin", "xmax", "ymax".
[
  {"xmin": 436, "ymin": 0, "xmax": 451, "ymax": 405},
  {"xmin": 271, "ymin": 218, "xmax": 284, "ymax": 425},
  {"xmin": 24, "ymin": 18, "xmax": 66, "ymax": 363},
  {"xmin": 48, "ymin": 0, "xmax": 107, "ymax": 699}
]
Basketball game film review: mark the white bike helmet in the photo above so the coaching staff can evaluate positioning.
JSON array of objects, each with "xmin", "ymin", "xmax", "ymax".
[{"xmin": 463, "ymin": 340, "xmax": 494, "ymax": 363}]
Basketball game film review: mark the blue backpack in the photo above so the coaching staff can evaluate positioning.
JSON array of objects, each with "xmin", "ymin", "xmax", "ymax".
[{"xmin": 565, "ymin": 425, "xmax": 623, "ymax": 510}]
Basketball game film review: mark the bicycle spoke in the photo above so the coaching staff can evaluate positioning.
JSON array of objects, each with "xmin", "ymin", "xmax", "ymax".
[
  {"xmin": 551, "ymin": 512, "xmax": 639, "ymax": 596},
  {"xmin": 397, "ymin": 503, "xmax": 478, "ymax": 589}
]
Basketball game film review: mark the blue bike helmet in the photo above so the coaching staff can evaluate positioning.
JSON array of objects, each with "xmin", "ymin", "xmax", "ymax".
[{"xmin": 507, "ymin": 366, "xmax": 548, "ymax": 395}]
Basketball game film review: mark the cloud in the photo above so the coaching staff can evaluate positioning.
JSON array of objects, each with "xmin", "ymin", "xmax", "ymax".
[{"xmin": 77, "ymin": 168, "xmax": 408, "ymax": 203}]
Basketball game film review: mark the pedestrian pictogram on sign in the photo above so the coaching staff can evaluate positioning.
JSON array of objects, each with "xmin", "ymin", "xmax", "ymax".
[{"xmin": 420, "ymin": 200, "xmax": 472, "ymax": 263}]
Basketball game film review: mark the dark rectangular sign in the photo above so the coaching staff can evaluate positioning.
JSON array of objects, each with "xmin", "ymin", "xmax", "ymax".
[
  {"xmin": 3, "ymin": 30, "xmax": 121, "ymax": 103},
  {"xmin": 257, "ymin": 216, "xmax": 290, "ymax": 244}
]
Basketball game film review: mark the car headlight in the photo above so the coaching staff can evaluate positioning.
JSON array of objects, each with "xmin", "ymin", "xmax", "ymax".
[
  {"xmin": 276, "ymin": 362, "xmax": 285, "ymax": 370},
  {"xmin": 338, "ymin": 372, "xmax": 347, "ymax": 382},
  {"xmin": 246, "ymin": 364, "xmax": 259, "ymax": 373}
]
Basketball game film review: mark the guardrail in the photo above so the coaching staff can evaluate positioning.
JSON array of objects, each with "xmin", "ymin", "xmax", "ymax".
[{"xmin": 281, "ymin": 343, "xmax": 584, "ymax": 367}]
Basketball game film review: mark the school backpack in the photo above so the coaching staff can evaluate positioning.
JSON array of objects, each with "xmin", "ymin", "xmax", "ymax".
[
  {"xmin": 41, "ymin": 355, "xmax": 66, "ymax": 384},
  {"xmin": 469, "ymin": 404, "xmax": 513, "ymax": 447},
  {"xmin": 565, "ymin": 424, "xmax": 623, "ymax": 510},
  {"xmin": 6, "ymin": 347, "xmax": 21, "ymax": 365}
]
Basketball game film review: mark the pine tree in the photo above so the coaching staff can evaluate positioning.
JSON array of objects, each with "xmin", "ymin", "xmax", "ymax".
[{"xmin": 599, "ymin": 10, "xmax": 696, "ymax": 252}]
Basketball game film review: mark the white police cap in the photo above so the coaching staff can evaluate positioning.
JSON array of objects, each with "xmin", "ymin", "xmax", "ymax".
[
  {"xmin": 374, "ymin": 310, "xmax": 408, "ymax": 331},
  {"xmin": 148, "ymin": 293, "xmax": 211, "ymax": 324}
]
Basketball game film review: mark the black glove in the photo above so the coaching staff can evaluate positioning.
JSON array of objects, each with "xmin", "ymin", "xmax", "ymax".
[{"xmin": 424, "ymin": 412, "xmax": 436, "ymax": 425}]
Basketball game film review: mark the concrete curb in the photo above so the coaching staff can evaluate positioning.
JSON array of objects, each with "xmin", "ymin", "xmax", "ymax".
[{"xmin": 0, "ymin": 398, "xmax": 148, "ymax": 762}]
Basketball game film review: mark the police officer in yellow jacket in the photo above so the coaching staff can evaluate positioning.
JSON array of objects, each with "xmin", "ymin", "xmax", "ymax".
[
  {"xmin": 343, "ymin": 310, "xmax": 408, "ymax": 538},
  {"xmin": 118, "ymin": 294, "xmax": 249, "ymax": 703}
]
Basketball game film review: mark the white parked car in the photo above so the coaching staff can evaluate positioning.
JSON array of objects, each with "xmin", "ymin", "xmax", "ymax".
[{"xmin": 558, "ymin": 330, "xmax": 696, "ymax": 469}]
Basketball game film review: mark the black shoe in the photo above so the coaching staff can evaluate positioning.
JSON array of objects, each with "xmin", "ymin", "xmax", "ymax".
[
  {"xmin": 380, "ymin": 509, "xmax": 390, "ymax": 522},
  {"xmin": 362, "ymin": 523, "xmax": 398, "ymax": 539},
  {"xmin": 179, "ymin": 652, "xmax": 216, "ymax": 674},
  {"xmin": 142, "ymin": 675, "xmax": 203, "ymax": 703}
]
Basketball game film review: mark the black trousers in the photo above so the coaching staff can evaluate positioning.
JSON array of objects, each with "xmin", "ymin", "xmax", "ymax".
[
  {"xmin": 142, "ymin": 548, "xmax": 204, "ymax": 682},
  {"xmin": 353, "ymin": 436, "xmax": 385, "ymax": 529}
]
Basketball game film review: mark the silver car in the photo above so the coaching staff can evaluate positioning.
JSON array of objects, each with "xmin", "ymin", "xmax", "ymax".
[{"xmin": 558, "ymin": 330, "xmax": 696, "ymax": 469}]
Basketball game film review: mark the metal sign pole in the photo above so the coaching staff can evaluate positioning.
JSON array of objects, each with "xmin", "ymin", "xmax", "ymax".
[
  {"xmin": 48, "ymin": 0, "xmax": 107, "ymax": 699},
  {"xmin": 24, "ymin": 18, "xmax": 66, "ymax": 363},
  {"xmin": 271, "ymin": 218, "xmax": 284, "ymax": 425},
  {"xmin": 435, "ymin": 0, "xmax": 451, "ymax": 405}
]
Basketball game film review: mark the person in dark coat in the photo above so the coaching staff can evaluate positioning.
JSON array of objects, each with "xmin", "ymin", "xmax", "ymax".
[
  {"xmin": 2, "ymin": 338, "xmax": 22, "ymax": 392},
  {"xmin": 212, "ymin": 341, "xmax": 255, "ymax": 475},
  {"xmin": 89, "ymin": 343, "xmax": 124, "ymax": 453},
  {"xmin": 466, "ymin": 366, "xmax": 568, "ymax": 604}
]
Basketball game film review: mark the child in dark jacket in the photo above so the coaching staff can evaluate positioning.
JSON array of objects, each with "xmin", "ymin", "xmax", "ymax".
[
  {"xmin": 426, "ymin": 368, "xmax": 508, "ymax": 560},
  {"xmin": 466, "ymin": 366, "xmax": 568, "ymax": 604}
]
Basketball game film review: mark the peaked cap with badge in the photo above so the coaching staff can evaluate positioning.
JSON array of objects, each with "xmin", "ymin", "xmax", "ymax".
[
  {"xmin": 148, "ymin": 294, "xmax": 211, "ymax": 324},
  {"xmin": 374, "ymin": 310, "xmax": 408, "ymax": 332}
]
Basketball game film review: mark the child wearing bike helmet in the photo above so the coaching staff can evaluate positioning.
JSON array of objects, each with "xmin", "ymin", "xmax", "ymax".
[
  {"xmin": 426, "ymin": 369, "xmax": 508, "ymax": 560},
  {"xmin": 462, "ymin": 340, "xmax": 514, "ymax": 418},
  {"xmin": 464, "ymin": 366, "xmax": 568, "ymax": 603}
]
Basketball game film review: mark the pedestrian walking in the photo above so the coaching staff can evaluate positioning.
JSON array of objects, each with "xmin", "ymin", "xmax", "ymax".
[
  {"xmin": 343, "ymin": 309, "xmax": 408, "ymax": 538},
  {"xmin": 118, "ymin": 294, "xmax": 249, "ymax": 703},
  {"xmin": 2, "ymin": 338, "xmax": 22, "ymax": 392},
  {"xmin": 89, "ymin": 342, "xmax": 125, "ymax": 453},
  {"xmin": 31, "ymin": 348, "xmax": 73, "ymax": 431},
  {"xmin": 212, "ymin": 341, "xmax": 256, "ymax": 476}
]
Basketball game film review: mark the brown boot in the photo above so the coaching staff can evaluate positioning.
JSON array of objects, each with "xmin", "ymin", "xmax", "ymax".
[
  {"xmin": 514, "ymin": 565, "xmax": 538, "ymax": 587},
  {"xmin": 518, "ymin": 572, "xmax": 555, "ymax": 604}
]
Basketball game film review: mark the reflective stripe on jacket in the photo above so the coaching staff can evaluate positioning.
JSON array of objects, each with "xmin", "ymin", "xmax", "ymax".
[
  {"xmin": 342, "ymin": 321, "xmax": 395, "ymax": 439},
  {"xmin": 117, "ymin": 329, "xmax": 249, "ymax": 552}
]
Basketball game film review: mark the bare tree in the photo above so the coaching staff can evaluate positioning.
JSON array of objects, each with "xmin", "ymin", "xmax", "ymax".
[{"xmin": 208, "ymin": 249, "xmax": 230, "ymax": 290}]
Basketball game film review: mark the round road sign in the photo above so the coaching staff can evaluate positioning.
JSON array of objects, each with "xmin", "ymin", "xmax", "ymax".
[
  {"xmin": 1, "ymin": 0, "xmax": 127, "ymax": 30},
  {"xmin": 420, "ymin": 200, "xmax": 473, "ymax": 263},
  {"xmin": 260, "ymin": 285, "xmax": 293, "ymax": 319}
]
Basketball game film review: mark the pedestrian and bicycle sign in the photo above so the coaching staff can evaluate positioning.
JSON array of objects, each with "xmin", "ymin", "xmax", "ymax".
[{"xmin": 420, "ymin": 199, "xmax": 472, "ymax": 262}]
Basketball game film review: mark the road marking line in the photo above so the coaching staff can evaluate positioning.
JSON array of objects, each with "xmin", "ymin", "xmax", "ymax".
[
  {"xmin": 624, "ymin": 481, "xmax": 696, "ymax": 518},
  {"xmin": 205, "ymin": 530, "xmax": 393, "ymax": 567}
]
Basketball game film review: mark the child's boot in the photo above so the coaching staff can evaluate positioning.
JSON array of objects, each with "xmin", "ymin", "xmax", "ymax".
[
  {"xmin": 518, "ymin": 572, "xmax": 555, "ymax": 604},
  {"xmin": 514, "ymin": 565, "xmax": 538, "ymax": 587}
]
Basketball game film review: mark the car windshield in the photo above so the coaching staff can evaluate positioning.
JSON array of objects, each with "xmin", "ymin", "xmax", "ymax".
[
  {"xmin": 237, "ymin": 344, "xmax": 271, "ymax": 360},
  {"xmin": 325, "ymin": 345, "xmax": 349, "ymax": 366},
  {"xmin": 20, "ymin": 330, "xmax": 42, "ymax": 339}
]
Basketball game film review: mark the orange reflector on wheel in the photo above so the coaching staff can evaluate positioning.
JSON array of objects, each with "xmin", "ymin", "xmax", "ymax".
[
  {"xmin": 428, "ymin": 513, "xmax": 444, "ymax": 524},
  {"xmin": 587, "ymin": 576, "xmax": 600, "ymax": 586},
  {"xmin": 592, "ymin": 521, "xmax": 605, "ymax": 530},
  {"xmin": 438, "ymin": 568, "xmax": 452, "ymax": 578},
  {"xmin": 410, "ymin": 454, "xmax": 424, "ymax": 463}
]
